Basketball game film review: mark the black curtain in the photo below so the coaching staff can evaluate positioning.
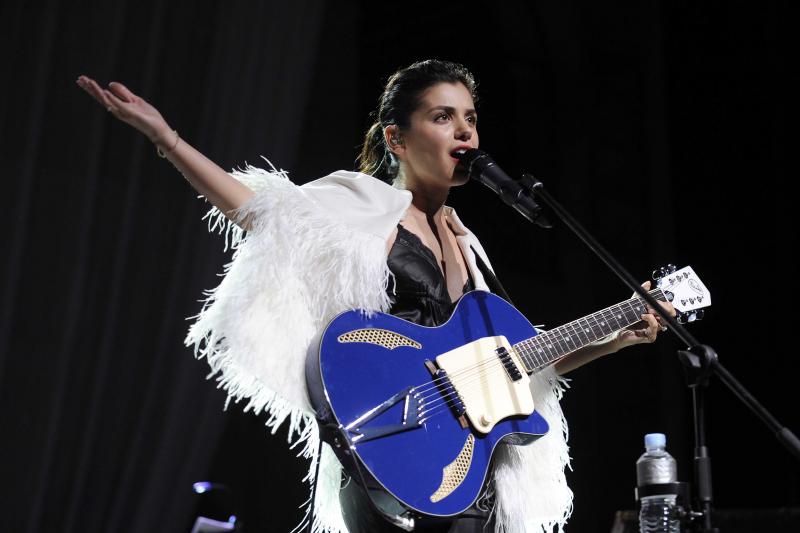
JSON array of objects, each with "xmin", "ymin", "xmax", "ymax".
[
  {"xmin": 1, "ymin": 1, "xmax": 329, "ymax": 532},
  {"xmin": 1, "ymin": 1, "xmax": 796, "ymax": 532}
]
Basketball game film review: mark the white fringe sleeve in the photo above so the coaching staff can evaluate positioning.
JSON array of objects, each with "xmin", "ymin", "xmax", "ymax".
[
  {"xmin": 491, "ymin": 366, "xmax": 574, "ymax": 533},
  {"xmin": 184, "ymin": 162, "xmax": 396, "ymax": 533}
]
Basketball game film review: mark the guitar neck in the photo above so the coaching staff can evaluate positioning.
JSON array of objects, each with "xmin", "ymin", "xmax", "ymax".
[{"xmin": 513, "ymin": 289, "xmax": 667, "ymax": 373}]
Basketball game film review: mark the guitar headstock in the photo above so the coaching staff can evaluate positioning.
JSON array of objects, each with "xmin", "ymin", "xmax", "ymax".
[{"xmin": 652, "ymin": 265, "xmax": 711, "ymax": 324}]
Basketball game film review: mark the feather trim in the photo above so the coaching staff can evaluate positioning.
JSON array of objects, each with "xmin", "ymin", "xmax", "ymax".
[
  {"xmin": 492, "ymin": 366, "xmax": 573, "ymax": 533},
  {"xmin": 186, "ymin": 161, "xmax": 393, "ymax": 533}
]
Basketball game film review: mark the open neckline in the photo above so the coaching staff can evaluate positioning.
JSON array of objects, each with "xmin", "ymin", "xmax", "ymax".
[
  {"xmin": 395, "ymin": 224, "xmax": 473, "ymax": 299},
  {"xmin": 396, "ymin": 224, "xmax": 441, "ymax": 272}
]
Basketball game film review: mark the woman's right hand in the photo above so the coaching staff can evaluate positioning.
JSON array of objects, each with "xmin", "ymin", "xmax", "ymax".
[{"xmin": 76, "ymin": 75, "xmax": 173, "ymax": 146}]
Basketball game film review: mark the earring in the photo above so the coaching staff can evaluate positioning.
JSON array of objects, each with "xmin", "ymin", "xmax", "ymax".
[{"xmin": 391, "ymin": 137, "xmax": 402, "ymax": 145}]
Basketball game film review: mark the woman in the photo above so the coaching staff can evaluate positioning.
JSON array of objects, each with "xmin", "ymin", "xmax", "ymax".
[{"xmin": 77, "ymin": 60, "xmax": 672, "ymax": 533}]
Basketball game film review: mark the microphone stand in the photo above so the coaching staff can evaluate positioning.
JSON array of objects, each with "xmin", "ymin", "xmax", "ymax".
[{"xmin": 510, "ymin": 173, "xmax": 800, "ymax": 532}]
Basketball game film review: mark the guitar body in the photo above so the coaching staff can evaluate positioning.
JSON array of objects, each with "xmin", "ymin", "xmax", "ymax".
[{"xmin": 305, "ymin": 290, "xmax": 549, "ymax": 517}]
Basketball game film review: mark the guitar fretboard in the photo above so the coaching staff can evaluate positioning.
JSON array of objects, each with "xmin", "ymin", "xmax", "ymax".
[{"xmin": 513, "ymin": 289, "xmax": 667, "ymax": 373}]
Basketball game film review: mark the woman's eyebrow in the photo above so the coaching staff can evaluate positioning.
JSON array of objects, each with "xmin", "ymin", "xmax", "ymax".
[{"xmin": 426, "ymin": 105, "xmax": 477, "ymax": 114}]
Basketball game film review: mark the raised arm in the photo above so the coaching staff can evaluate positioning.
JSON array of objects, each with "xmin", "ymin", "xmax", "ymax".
[{"xmin": 76, "ymin": 75, "xmax": 254, "ymax": 221}]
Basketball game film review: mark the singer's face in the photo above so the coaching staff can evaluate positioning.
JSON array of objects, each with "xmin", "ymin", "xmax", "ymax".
[{"xmin": 397, "ymin": 82, "xmax": 479, "ymax": 189}]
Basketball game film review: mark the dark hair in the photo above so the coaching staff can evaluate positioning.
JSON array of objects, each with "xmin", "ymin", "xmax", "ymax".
[{"xmin": 357, "ymin": 59, "xmax": 478, "ymax": 183}]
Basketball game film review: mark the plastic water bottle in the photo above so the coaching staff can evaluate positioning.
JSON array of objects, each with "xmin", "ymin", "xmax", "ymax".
[{"xmin": 636, "ymin": 433, "xmax": 680, "ymax": 533}]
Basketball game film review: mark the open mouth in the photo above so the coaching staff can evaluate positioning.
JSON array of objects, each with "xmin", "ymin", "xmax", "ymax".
[{"xmin": 450, "ymin": 148, "xmax": 469, "ymax": 159}]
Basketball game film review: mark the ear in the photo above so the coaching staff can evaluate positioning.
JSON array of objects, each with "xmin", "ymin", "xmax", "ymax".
[{"xmin": 383, "ymin": 125, "xmax": 405, "ymax": 156}]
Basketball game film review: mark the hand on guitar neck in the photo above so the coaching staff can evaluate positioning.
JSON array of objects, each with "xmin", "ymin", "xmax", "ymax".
[
  {"xmin": 615, "ymin": 280, "xmax": 675, "ymax": 346},
  {"xmin": 555, "ymin": 270, "xmax": 692, "ymax": 375}
]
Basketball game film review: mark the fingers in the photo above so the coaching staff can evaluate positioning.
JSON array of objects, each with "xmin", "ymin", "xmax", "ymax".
[
  {"xmin": 619, "ymin": 314, "xmax": 660, "ymax": 346},
  {"xmin": 80, "ymin": 77, "xmax": 114, "ymax": 112},
  {"xmin": 76, "ymin": 75, "xmax": 106, "ymax": 106},
  {"xmin": 103, "ymin": 88, "xmax": 127, "ymax": 111},
  {"xmin": 640, "ymin": 314, "xmax": 659, "ymax": 342},
  {"xmin": 631, "ymin": 280, "xmax": 652, "ymax": 299},
  {"xmin": 644, "ymin": 300, "xmax": 676, "ymax": 322},
  {"xmin": 76, "ymin": 75, "xmax": 132, "ymax": 113},
  {"xmin": 632, "ymin": 278, "xmax": 676, "ymax": 320},
  {"xmin": 108, "ymin": 81, "xmax": 137, "ymax": 103}
]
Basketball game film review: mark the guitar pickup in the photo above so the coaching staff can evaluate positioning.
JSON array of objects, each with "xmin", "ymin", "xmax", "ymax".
[{"xmin": 496, "ymin": 347, "xmax": 523, "ymax": 381}]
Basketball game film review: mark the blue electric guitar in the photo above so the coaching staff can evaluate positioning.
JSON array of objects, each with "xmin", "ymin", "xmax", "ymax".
[{"xmin": 305, "ymin": 265, "xmax": 709, "ymax": 520}]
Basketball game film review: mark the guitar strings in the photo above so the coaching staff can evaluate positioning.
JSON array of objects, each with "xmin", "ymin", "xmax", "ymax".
[
  {"xmin": 418, "ymin": 291, "xmax": 673, "ymax": 423},
  {"xmin": 409, "ymin": 291, "xmax": 662, "ymax": 402},
  {"xmin": 514, "ymin": 293, "xmax": 660, "ymax": 368},
  {"xmin": 411, "ymin": 308, "xmax": 652, "ymax": 416},
  {"xmin": 416, "ymin": 352, "xmax": 561, "ymax": 415},
  {"xmin": 415, "ymin": 358, "xmax": 507, "ymax": 406},
  {"xmin": 407, "ymin": 291, "xmax": 666, "ymax": 420},
  {"xmin": 418, "ymin": 361, "xmax": 546, "ymax": 423},
  {"xmin": 417, "ymin": 362, "xmax": 510, "ymax": 419},
  {"xmin": 417, "ymin": 351, "xmax": 554, "ymax": 416}
]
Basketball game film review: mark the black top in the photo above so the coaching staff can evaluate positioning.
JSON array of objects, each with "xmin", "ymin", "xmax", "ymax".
[{"xmin": 386, "ymin": 224, "xmax": 475, "ymax": 327}]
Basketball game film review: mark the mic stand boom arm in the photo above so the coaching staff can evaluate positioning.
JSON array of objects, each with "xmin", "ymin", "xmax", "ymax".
[{"xmin": 516, "ymin": 173, "xmax": 800, "ymax": 532}]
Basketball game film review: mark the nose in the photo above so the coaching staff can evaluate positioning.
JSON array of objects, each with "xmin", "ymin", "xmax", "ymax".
[{"xmin": 454, "ymin": 119, "xmax": 472, "ymax": 142}]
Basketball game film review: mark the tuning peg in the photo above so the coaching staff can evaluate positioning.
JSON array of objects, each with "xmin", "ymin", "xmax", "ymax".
[
  {"xmin": 676, "ymin": 310, "xmax": 699, "ymax": 324},
  {"xmin": 674, "ymin": 308, "xmax": 706, "ymax": 325},
  {"xmin": 653, "ymin": 263, "xmax": 678, "ymax": 281},
  {"xmin": 652, "ymin": 265, "xmax": 676, "ymax": 281}
]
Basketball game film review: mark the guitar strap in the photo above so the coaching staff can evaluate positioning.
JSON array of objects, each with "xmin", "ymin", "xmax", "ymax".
[{"xmin": 471, "ymin": 246, "xmax": 513, "ymax": 306}]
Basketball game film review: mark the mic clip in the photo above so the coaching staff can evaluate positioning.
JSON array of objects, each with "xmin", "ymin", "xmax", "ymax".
[{"xmin": 517, "ymin": 174, "xmax": 551, "ymax": 229}]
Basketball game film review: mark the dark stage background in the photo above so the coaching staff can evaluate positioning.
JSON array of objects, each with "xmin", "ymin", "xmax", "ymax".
[{"xmin": 1, "ymin": 1, "xmax": 795, "ymax": 532}]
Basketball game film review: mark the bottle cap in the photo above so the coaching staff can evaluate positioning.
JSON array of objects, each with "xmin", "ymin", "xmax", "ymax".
[{"xmin": 644, "ymin": 433, "xmax": 666, "ymax": 450}]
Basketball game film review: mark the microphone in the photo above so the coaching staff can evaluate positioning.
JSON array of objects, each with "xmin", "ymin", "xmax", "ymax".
[{"xmin": 456, "ymin": 149, "xmax": 552, "ymax": 228}]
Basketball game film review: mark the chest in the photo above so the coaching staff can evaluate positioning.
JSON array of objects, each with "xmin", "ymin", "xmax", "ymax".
[{"xmin": 387, "ymin": 216, "xmax": 471, "ymax": 304}]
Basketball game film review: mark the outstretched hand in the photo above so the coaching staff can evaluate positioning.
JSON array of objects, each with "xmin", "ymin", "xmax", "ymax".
[
  {"xmin": 615, "ymin": 281, "xmax": 676, "ymax": 349},
  {"xmin": 76, "ymin": 75, "xmax": 173, "ymax": 145}
]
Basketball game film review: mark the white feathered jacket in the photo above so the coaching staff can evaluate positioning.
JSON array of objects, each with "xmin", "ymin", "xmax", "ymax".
[{"xmin": 185, "ymin": 164, "xmax": 573, "ymax": 533}]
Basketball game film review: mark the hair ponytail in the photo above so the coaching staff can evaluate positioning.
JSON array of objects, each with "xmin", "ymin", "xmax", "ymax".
[{"xmin": 357, "ymin": 120, "xmax": 392, "ymax": 183}]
